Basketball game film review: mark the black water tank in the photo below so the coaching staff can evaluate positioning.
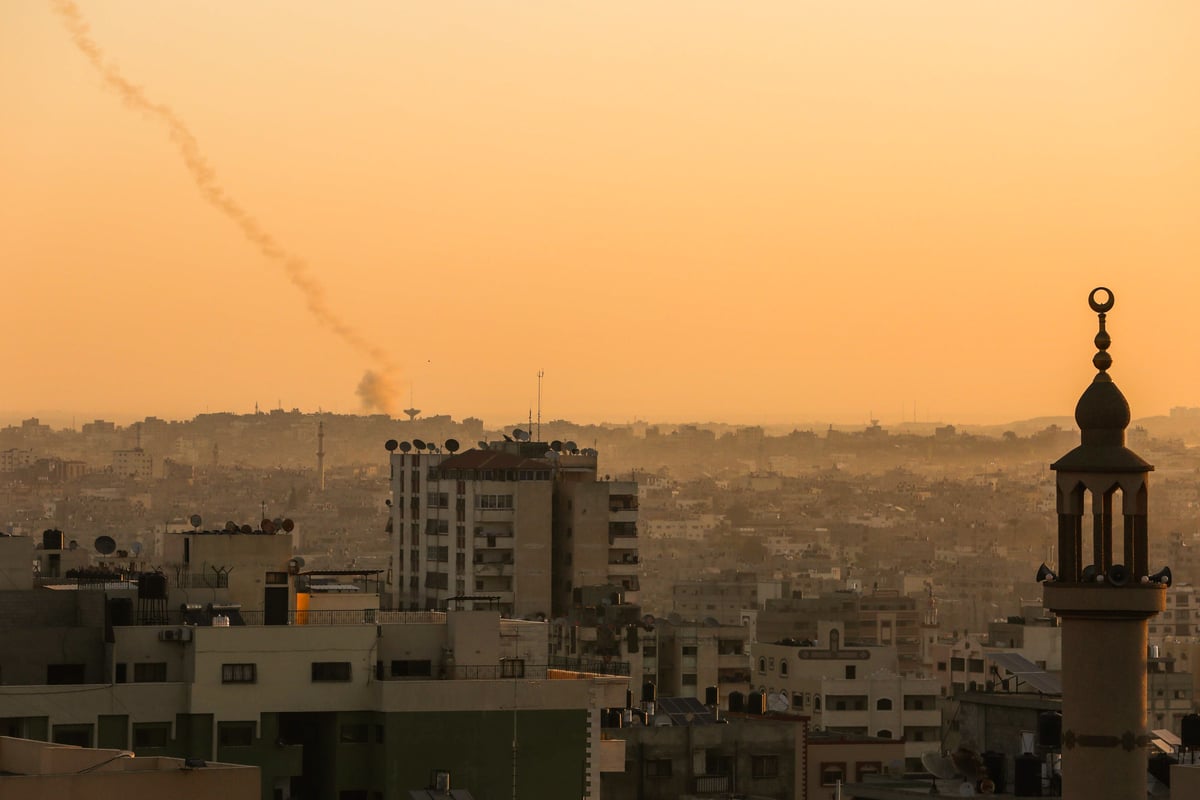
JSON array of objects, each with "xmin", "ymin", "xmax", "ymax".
[
  {"xmin": 748, "ymin": 690, "xmax": 766, "ymax": 715},
  {"xmin": 641, "ymin": 681, "xmax": 656, "ymax": 703},
  {"xmin": 728, "ymin": 691, "xmax": 745, "ymax": 713},
  {"xmin": 1037, "ymin": 710, "xmax": 1062, "ymax": 750},
  {"xmin": 705, "ymin": 686, "xmax": 719, "ymax": 707},
  {"xmin": 1013, "ymin": 753, "xmax": 1041, "ymax": 797},
  {"xmin": 981, "ymin": 751, "xmax": 1006, "ymax": 795},
  {"xmin": 625, "ymin": 689, "xmax": 634, "ymax": 709},
  {"xmin": 42, "ymin": 529, "xmax": 65, "ymax": 550},
  {"xmin": 1182, "ymin": 713, "xmax": 1200, "ymax": 748},
  {"xmin": 138, "ymin": 572, "xmax": 167, "ymax": 599}
]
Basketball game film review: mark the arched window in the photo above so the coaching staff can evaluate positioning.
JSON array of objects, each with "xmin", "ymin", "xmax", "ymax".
[
  {"xmin": 758, "ymin": 658, "xmax": 766, "ymax": 673},
  {"xmin": 780, "ymin": 660, "xmax": 789, "ymax": 677},
  {"xmin": 876, "ymin": 698, "xmax": 893, "ymax": 711},
  {"xmin": 876, "ymin": 729, "xmax": 893, "ymax": 739},
  {"xmin": 814, "ymin": 696, "xmax": 822, "ymax": 711}
]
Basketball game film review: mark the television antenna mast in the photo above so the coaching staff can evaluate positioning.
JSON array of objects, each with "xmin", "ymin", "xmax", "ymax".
[{"xmin": 536, "ymin": 369, "xmax": 544, "ymax": 442}]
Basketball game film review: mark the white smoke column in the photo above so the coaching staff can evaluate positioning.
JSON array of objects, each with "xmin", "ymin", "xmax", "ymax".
[{"xmin": 50, "ymin": 0, "xmax": 399, "ymax": 414}]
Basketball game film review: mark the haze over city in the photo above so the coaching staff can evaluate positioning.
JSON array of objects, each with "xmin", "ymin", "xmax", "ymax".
[{"xmin": 5, "ymin": 2, "xmax": 1200, "ymax": 425}]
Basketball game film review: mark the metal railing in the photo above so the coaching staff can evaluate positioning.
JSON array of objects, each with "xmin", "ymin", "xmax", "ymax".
[{"xmin": 123, "ymin": 609, "xmax": 445, "ymax": 627}]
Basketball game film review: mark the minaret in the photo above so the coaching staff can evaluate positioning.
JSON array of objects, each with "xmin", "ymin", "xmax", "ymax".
[
  {"xmin": 316, "ymin": 420, "xmax": 326, "ymax": 492},
  {"xmin": 1041, "ymin": 287, "xmax": 1169, "ymax": 800}
]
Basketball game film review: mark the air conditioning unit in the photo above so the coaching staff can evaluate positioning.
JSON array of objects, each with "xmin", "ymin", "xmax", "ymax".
[
  {"xmin": 159, "ymin": 629, "xmax": 178, "ymax": 642},
  {"xmin": 158, "ymin": 628, "xmax": 192, "ymax": 642}
]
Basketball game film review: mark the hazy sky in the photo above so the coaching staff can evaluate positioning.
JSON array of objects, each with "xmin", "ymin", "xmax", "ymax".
[{"xmin": 4, "ymin": 2, "xmax": 1200, "ymax": 427}]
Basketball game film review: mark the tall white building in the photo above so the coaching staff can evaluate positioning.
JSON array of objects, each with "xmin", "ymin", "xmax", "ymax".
[{"xmin": 388, "ymin": 437, "xmax": 642, "ymax": 621}]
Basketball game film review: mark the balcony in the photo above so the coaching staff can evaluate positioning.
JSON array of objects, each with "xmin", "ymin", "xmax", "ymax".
[{"xmin": 608, "ymin": 508, "xmax": 638, "ymax": 524}]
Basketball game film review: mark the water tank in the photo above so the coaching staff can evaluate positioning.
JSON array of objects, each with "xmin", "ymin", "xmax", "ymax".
[
  {"xmin": 1013, "ymin": 753, "xmax": 1041, "ymax": 797},
  {"xmin": 1182, "ymin": 713, "xmax": 1200, "ymax": 748},
  {"xmin": 625, "ymin": 689, "xmax": 634, "ymax": 709},
  {"xmin": 1037, "ymin": 711, "xmax": 1062, "ymax": 751},
  {"xmin": 1149, "ymin": 644, "xmax": 1161, "ymax": 659},
  {"xmin": 748, "ymin": 690, "xmax": 767, "ymax": 715},
  {"xmin": 212, "ymin": 614, "xmax": 230, "ymax": 627},
  {"xmin": 42, "ymin": 529, "xmax": 65, "ymax": 550},
  {"xmin": 641, "ymin": 681, "xmax": 657, "ymax": 703},
  {"xmin": 137, "ymin": 572, "xmax": 167, "ymax": 600},
  {"xmin": 704, "ymin": 686, "xmax": 720, "ymax": 707},
  {"xmin": 981, "ymin": 751, "xmax": 1006, "ymax": 794},
  {"xmin": 728, "ymin": 691, "xmax": 745, "ymax": 713}
]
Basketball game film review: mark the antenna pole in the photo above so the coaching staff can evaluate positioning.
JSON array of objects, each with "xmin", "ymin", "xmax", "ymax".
[{"xmin": 536, "ymin": 369, "xmax": 544, "ymax": 442}]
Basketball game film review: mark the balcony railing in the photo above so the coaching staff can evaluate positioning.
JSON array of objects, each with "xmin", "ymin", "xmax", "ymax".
[{"xmin": 693, "ymin": 775, "xmax": 731, "ymax": 794}]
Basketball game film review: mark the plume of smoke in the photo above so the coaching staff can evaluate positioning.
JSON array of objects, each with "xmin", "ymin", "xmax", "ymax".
[
  {"xmin": 50, "ymin": 0, "xmax": 398, "ymax": 415},
  {"xmin": 356, "ymin": 370, "xmax": 399, "ymax": 415}
]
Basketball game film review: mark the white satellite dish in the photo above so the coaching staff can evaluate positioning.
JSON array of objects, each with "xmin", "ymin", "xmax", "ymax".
[{"xmin": 767, "ymin": 691, "xmax": 789, "ymax": 713}]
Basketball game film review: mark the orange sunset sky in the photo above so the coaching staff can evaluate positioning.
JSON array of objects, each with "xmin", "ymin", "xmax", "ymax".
[{"xmin": 3, "ymin": 2, "xmax": 1200, "ymax": 428}]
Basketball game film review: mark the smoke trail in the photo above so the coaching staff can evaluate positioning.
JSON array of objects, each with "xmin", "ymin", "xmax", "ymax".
[{"xmin": 50, "ymin": 0, "xmax": 399, "ymax": 415}]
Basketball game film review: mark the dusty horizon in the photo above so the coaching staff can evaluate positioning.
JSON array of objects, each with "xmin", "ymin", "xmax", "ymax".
[{"xmin": 5, "ymin": 2, "xmax": 1199, "ymax": 426}]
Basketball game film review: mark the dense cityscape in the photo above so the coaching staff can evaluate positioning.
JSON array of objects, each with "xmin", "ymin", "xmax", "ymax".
[{"xmin": 4, "ymin": 394, "xmax": 1200, "ymax": 797}]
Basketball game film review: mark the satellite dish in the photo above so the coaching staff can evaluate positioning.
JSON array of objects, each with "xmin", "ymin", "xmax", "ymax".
[
  {"xmin": 189, "ymin": 514, "xmax": 202, "ymax": 528},
  {"xmin": 444, "ymin": 439, "xmax": 460, "ymax": 453},
  {"xmin": 564, "ymin": 441, "xmax": 577, "ymax": 452},
  {"xmin": 224, "ymin": 521, "xmax": 237, "ymax": 532},
  {"xmin": 477, "ymin": 441, "xmax": 487, "ymax": 449},
  {"xmin": 131, "ymin": 542, "xmax": 143, "ymax": 557},
  {"xmin": 261, "ymin": 519, "xmax": 277, "ymax": 534},
  {"xmin": 550, "ymin": 440, "xmax": 563, "ymax": 451},
  {"xmin": 544, "ymin": 451, "xmax": 557, "ymax": 460},
  {"xmin": 399, "ymin": 441, "xmax": 412, "ymax": 453},
  {"xmin": 94, "ymin": 535, "xmax": 116, "ymax": 555},
  {"xmin": 239, "ymin": 524, "xmax": 253, "ymax": 535},
  {"xmin": 922, "ymin": 752, "xmax": 961, "ymax": 781},
  {"xmin": 281, "ymin": 518, "xmax": 295, "ymax": 533},
  {"xmin": 642, "ymin": 614, "xmax": 656, "ymax": 628},
  {"xmin": 293, "ymin": 556, "xmax": 305, "ymax": 568},
  {"xmin": 513, "ymin": 428, "xmax": 528, "ymax": 441},
  {"xmin": 413, "ymin": 439, "xmax": 427, "ymax": 450},
  {"xmin": 385, "ymin": 439, "xmax": 399, "ymax": 452},
  {"xmin": 768, "ymin": 692, "xmax": 789, "ymax": 713}
]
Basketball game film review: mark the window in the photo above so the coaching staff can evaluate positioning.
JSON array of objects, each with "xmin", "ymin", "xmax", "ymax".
[
  {"xmin": 312, "ymin": 662, "xmax": 352, "ymax": 682},
  {"xmin": 780, "ymin": 660, "xmax": 788, "ymax": 677},
  {"xmin": 856, "ymin": 762, "xmax": 883, "ymax": 781},
  {"xmin": 643, "ymin": 645, "xmax": 657, "ymax": 657},
  {"xmin": 115, "ymin": 663, "xmax": 127, "ymax": 684},
  {"xmin": 793, "ymin": 693, "xmax": 804, "ymax": 708},
  {"xmin": 877, "ymin": 698, "xmax": 893, "ymax": 711},
  {"xmin": 646, "ymin": 759, "xmax": 673, "ymax": 778},
  {"xmin": 47, "ymin": 663, "xmax": 85, "ymax": 685},
  {"xmin": 758, "ymin": 658, "xmax": 766, "ymax": 673},
  {"xmin": 222, "ymin": 663, "xmax": 257, "ymax": 684},
  {"xmin": 950, "ymin": 657, "xmax": 965, "ymax": 671},
  {"xmin": 52, "ymin": 725, "xmax": 92, "ymax": 747},
  {"xmin": 340, "ymin": 723, "xmax": 370, "ymax": 743},
  {"xmin": 937, "ymin": 661, "xmax": 947, "ymax": 672},
  {"xmin": 682, "ymin": 673, "xmax": 697, "ymax": 686},
  {"xmin": 820, "ymin": 763, "xmax": 846, "ymax": 786},
  {"xmin": 265, "ymin": 571, "xmax": 288, "ymax": 585},
  {"xmin": 682, "ymin": 646, "xmax": 698, "ymax": 657},
  {"xmin": 844, "ymin": 665, "xmax": 856, "ymax": 680},
  {"xmin": 134, "ymin": 662, "xmax": 167, "ymax": 683},
  {"xmin": 751, "ymin": 755, "xmax": 779, "ymax": 779},
  {"xmin": 476, "ymin": 494, "xmax": 514, "ymax": 509},
  {"xmin": 132, "ymin": 723, "xmax": 170, "ymax": 749},
  {"xmin": 218, "ymin": 722, "xmax": 255, "ymax": 747},
  {"xmin": 501, "ymin": 659, "xmax": 526, "ymax": 678},
  {"xmin": 876, "ymin": 729, "xmax": 893, "ymax": 739}
]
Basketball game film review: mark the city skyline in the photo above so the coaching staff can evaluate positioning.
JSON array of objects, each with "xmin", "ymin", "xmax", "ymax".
[{"xmin": 5, "ymin": 2, "xmax": 1200, "ymax": 425}]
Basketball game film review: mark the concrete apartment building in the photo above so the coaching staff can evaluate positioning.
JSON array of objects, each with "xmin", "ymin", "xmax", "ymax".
[
  {"xmin": 669, "ymin": 570, "xmax": 787, "ymax": 626},
  {"xmin": 388, "ymin": 437, "xmax": 640, "ymax": 618},
  {"xmin": 0, "ymin": 736, "xmax": 258, "ymax": 799},
  {"xmin": 0, "ymin": 605, "xmax": 627, "ymax": 800},
  {"xmin": 112, "ymin": 448, "xmax": 153, "ymax": 480},
  {"xmin": 650, "ymin": 617, "xmax": 752, "ymax": 702},
  {"xmin": 751, "ymin": 624, "xmax": 941, "ymax": 769},
  {"xmin": 0, "ymin": 524, "xmax": 630, "ymax": 799}
]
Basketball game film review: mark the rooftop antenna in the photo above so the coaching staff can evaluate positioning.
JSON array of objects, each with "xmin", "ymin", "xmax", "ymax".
[{"xmin": 537, "ymin": 369, "xmax": 544, "ymax": 443}]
